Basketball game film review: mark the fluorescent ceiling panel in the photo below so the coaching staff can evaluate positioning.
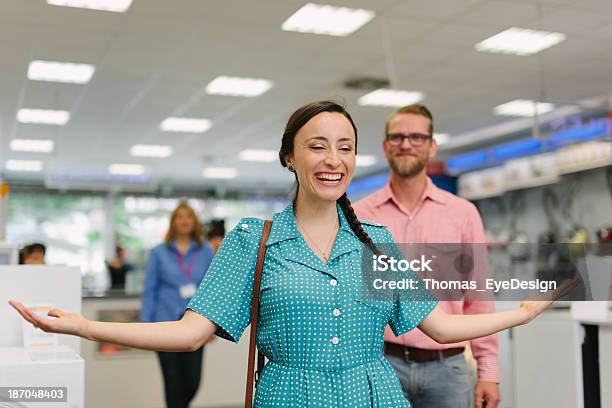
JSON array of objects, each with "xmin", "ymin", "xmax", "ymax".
[
  {"xmin": 27, "ymin": 60, "xmax": 95, "ymax": 84},
  {"xmin": 160, "ymin": 117, "xmax": 212, "ymax": 133},
  {"xmin": 46, "ymin": 0, "xmax": 133, "ymax": 13},
  {"xmin": 206, "ymin": 76, "xmax": 273, "ymax": 97},
  {"xmin": 130, "ymin": 144, "xmax": 173, "ymax": 158},
  {"xmin": 10, "ymin": 139, "xmax": 55, "ymax": 153},
  {"xmin": 356, "ymin": 155, "xmax": 377, "ymax": 167},
  {"xmin": 358, "ymin": 89, "xmax": 424, "ymax": 107},
  {"xmin": 434, "ymin": 133, "xmax": 450, "ymax": 145},
  {"xmin": 202, "ymin": 167, "xmax": 238, "ymax": 179},
  {"xmin": 108, "ymin": 163, "xmax": 145, "ymax": 175},
  {"xmin": 238, "ymin": 149, "xmax": 277, "ymax": 162},
  {"xmin": 494, "ymin": 99, "xmax": 554, "ymax": 117},
  {"xmin": 5, "ymin": 160, "xmax": 43, "ymax": 172},
  {"xmin": 281, "ymin": 3, "xmax": 375, "ymax": 37},
  {"xmin": 17, "ymin": 109, "xmax": 70, "ymax": 125},
  {"xmin": 475, "ymin": 27, "xmax": 566, "ymax": 56}
]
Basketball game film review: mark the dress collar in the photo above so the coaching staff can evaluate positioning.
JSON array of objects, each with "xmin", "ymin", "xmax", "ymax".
[
  {"xmin": 267, "ymin": 202, "xmax": 356, "ymax": 246},
  {"xmin": 266, "ymin": 202, "xmax": 361, "ymax": 275}
]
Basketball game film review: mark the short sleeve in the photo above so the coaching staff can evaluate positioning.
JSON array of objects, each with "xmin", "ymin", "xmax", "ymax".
[
  {"xmin": 187, "ymin": 218, "xmax": 262, "ymax": 343},
  {"xmin": 372, "ymin": 227, "xmax": 438, "ymax": 336}
]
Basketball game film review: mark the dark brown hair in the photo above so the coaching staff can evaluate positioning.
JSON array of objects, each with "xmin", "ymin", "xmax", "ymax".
[
  {"xmin": 279, "ymin": 100, "xmax": 381, "ymax": 255},
  {"xmin": 165, "ymin": 201, "xmax": 204, "ymax": 246},
  {"xmin": 384, "ymin": 103, "xmax": 434, "ymax": 135}
]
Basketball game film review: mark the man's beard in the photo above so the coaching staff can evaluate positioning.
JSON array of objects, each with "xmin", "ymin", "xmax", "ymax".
[{"xmin": 387, "ymin": 153, "xmax": 428, "ymax": 178}]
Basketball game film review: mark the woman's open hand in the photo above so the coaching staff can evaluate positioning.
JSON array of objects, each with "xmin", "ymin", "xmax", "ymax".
[
  {"xmin": 519, "ymin": 275, "xmax": 582, "ymax": 324},
  {"xmin": 8, "ymin": 300, "xmax": 92, "ymax": 340}
]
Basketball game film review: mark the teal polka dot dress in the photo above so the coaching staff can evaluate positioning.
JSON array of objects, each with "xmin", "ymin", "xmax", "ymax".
[{"xmin": 188, "ymin": 204, "xmax": 438, "ymax": 407}]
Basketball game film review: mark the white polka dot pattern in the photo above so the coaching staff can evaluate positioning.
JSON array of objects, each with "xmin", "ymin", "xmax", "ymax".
[{"xmin": 187, "ymin": 204, "xmax": 438, "ymax": 407}]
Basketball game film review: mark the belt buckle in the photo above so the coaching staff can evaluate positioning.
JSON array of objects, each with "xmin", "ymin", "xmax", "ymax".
[{"xmin": 403, "ymin": 348, "xmax": 413, "ymax": 363}]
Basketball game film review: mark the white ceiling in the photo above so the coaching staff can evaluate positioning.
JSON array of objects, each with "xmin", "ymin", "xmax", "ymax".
[{"xmin": 1, "ymin": 0, "xmax": 612, "ymax": 192}]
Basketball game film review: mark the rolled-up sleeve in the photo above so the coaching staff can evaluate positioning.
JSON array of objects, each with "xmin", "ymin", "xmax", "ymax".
[{"xmin": 187, "ymin": 219, "xmax": 261, "ymax": 343}]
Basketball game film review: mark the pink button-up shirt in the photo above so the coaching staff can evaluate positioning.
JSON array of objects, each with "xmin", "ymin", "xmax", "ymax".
[{"xmin": 354, "ymin": 177, "xmax": 499, "ymax": 382}]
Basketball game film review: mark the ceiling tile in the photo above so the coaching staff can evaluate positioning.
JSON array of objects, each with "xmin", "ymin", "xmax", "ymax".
[{"xmin": 387, "ymin": 0, "xmax": 483, "ymax": 20}]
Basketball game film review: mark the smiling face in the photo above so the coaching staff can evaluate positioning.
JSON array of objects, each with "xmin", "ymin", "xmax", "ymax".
[
  {"xmin": 285, "ymin": 112, "xmax": 356, "ymax": 204},
  {"xmin": 383, "ymin": 113, "xmax": 437, "ymax": 178}
]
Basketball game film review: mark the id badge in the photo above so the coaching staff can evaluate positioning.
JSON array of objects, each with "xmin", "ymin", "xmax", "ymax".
[{"xmin": 180, "ymin": 283, "xmax": 197, "ymax": 299}]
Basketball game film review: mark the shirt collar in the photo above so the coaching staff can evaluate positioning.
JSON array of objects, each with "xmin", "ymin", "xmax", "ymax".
[
  {"xmin": 423, "ymin": 177, "xmax": 448, "ymax": 204},
  {"xmin": 267, "ymin": 202, "xmax": 356, "ymax": 246},
  {"xmin": 373, "ymin": 176, "xmax": 447, "ymax": 208},
  {"xmin": 169, "ymin": 240, "xmax": 198, "ymax": 255}
]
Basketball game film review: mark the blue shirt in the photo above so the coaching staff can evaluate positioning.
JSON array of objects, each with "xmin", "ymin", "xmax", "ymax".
[{"xmin": 141, "ymin": 241, "xmax": 214, "ymax": 323}]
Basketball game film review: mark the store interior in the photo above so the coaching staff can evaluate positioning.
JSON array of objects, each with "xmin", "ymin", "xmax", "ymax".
[{"xmin": 0, "ymin": 1, "xmax": 611, "ymax": 408}]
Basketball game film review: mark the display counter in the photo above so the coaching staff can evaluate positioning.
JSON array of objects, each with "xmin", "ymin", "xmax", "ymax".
[
  {"xmin": 512, "ymin": 308, "xmax": 611, "ymax": 408},
  {"xmin": 0, "ymin": 345, "xmax": 84, "ymax": 408},
  {"xmin": 0, "ymin": 266, "xmax": 85, "ymax": 407}
]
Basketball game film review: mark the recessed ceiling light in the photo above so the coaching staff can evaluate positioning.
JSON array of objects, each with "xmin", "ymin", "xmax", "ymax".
[
  {"xmin": 238, "ymin": 149, "xmax": 277, "ymax": 162},
  {"xmin": 108, "ymin": 163, "xmax": 146, "ymax": 175},
  {"xmin": 160, "ymin": 117, "xmax": 212, "ymax": 133},
  {"xmin": 206, "ymin": 76, "xmax": 273, "ymax": 97},
  {"xmin": 494, "ymin": 99, "xmax": 555, "ymax": 117},
  {"xmin": 356, "ymin": 155, "xmax": 377, "ymax": 167},
  {"xmin": 281, "ymin": 3, "xmax": 375, "ymax": 37},
  {"xmin": 202, "ymin": 167, "xmax": 238, "ymax": 179},
  {"xmin": 5, "ymin": 160, "xmax": 43, "ymax": 172},
  {"xmin": 130, "ymin": 144, "xmax": 173, "ymax": 158},
  {"xmin": 358, "ymin": 89, "xmax": 425, "ymax": 107},
  {"xmin": 10, "ymin": 139, "xmax": 55, "ymax": 153},
  {"xmin": 17, "ymin": 109, "xmax": 70, "ymax": 125},
  {"xmin": 27, "ymin": 60, "xmax": 95, "ymax": 84},
  {"xmin": 475, "ymin": 27, "xmax": 566, "ymax": 56},
  {"xmin": 46, "ymin": 0, "xmax": 133, "ymax": 13},
  {"xmin": 434, "ymin": 133, "xmax": 450, "ymax": 144}
]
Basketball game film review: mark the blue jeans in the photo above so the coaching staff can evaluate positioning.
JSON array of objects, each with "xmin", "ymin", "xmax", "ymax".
[{"xmin": 387, "ymin": 353, "xmax": 470, "ymax": 408}]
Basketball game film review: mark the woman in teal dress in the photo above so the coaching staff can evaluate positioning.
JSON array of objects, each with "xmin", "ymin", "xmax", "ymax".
[{"xmin": 10, "ymin": 101, "xmax": 575, "ymax": 407}]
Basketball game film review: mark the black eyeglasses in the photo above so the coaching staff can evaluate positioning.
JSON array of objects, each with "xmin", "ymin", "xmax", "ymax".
[{"xmin": 385, "ymin": 132, "xmax": 433, "ymax": 147}]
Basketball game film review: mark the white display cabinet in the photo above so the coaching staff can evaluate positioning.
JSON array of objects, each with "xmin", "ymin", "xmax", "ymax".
[
  {"xmin": 0, "ymin": 266, "xmax": 84, "ymax": 408},
  {"xmin": 0, "ymin": 345, "xmax": 84, "ymax": 407}
]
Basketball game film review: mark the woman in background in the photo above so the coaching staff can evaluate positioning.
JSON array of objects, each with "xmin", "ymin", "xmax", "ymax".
[{"xmin": 141, "ymin": 201, "xmax": 215, "ymax": 408}]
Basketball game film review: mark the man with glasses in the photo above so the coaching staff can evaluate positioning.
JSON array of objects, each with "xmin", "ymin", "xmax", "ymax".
[{"xmin": 354, "ymin": 104, "xmax": 500, "ymax": 408}]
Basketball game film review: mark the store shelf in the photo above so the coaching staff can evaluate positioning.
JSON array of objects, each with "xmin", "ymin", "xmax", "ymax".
[
  {"xmin": 459, "ymin": 140, "xmax": 612, "ymax": 200},
  {"xmin": 557, "ymin": 156, "xmax": 612, "ymax": 175},
  {"xmin": 504, "ymin": 174, "xmax": 561, "ymax": 192}
]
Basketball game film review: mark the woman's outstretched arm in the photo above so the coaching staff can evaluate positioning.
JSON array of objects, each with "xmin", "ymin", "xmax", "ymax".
[
  {"xmin": 418, "ymin": 276, "xmax": 580, "ymax": 344},
  {"xmin": 9, "ymin": 300, "xmax": 215, "ymax": 352},
  {"xmin": 418, "ymin": 304, "xmax": 527, "ymax": 344}
]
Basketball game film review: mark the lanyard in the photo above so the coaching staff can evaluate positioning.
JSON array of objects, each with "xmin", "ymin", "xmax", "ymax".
[{"xmin": 175, "ymin": 249, "xmax": 197, "ymax": 280}]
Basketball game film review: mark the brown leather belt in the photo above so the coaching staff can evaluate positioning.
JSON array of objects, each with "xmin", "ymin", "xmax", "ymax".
[{"xmin": 384, "ymin": 342, "xmax": 464, "ymax": 363}]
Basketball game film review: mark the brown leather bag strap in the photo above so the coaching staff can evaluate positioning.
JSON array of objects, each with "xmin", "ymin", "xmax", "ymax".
[{"xmin": 244, "ymin": 219, "xmax": 272, "ymax": 408}]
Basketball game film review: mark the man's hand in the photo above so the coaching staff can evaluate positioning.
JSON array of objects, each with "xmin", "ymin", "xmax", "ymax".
[{"xmin": 475, "ymin": 381, "xmax": 500, "ymax": 408}]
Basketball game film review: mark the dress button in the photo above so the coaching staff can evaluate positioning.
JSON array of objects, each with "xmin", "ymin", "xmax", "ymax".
[
  {"xmin": 331, "ymin": 337, "xmax": 339, "ymax": 345},
  {"xmin": 333, "ymin": 308, "xmax": 341, "ymax": 317},
  {"xmin": 329, "ymin": 279, "xmax": 338, "ymax": 286},
  {"xmin": 241, "ymin": 223, "xmax": 249, "ymax": 228}
]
